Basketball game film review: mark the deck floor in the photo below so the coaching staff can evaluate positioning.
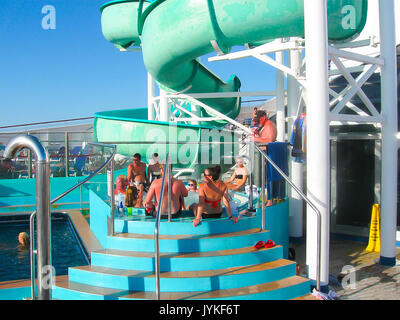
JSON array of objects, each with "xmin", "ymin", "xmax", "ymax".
[{"xmin": 292, "ymin": 239, "xmax": 400, "ymax": 300}]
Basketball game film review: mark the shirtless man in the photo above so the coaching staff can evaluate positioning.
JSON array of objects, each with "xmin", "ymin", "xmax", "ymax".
[
  {"xmin": 127, "ymin": 153, "xmax": 148, "ymax": 185},
  {"xmin": 251, "ymin": 110, "xmax": 277, "ymax": 149},
  {"xmin": 143, "ymin": 164, "xmax": 188, "ymax": 218},
  {"xmin": 251, "ymin": 110, "xmax": 277, "ymax": 206},
  {"xmin": 127, "ymin": 153, "xmax": 148, "ymax": 204}
]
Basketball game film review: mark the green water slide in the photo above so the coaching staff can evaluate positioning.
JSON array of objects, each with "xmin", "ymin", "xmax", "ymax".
[
  {"xmin": 101, "ymin": 0, "xmax": 368, "ymax": 125},
  {"xmin": 94, "ymin": 107, "xmax": 238, "ymax": 171},
  {"xmin": 97, "ymin": 0, "xmax": 367, "ymax": 166}
]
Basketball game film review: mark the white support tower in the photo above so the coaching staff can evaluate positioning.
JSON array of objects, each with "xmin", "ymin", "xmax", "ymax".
[
  {"xmin": 304, "ymin": 0, "xmax": 331, "ymax": 290},
  {"xmin": 276, "ymin": 48, "xmax": 285, "ymax": 142},
  {"xmin": 378, "ymin": 0, "xmax": 398, "ymax": 266},
  {"xmin": 288, "ymin": 45, "xmax": 304, "ymax": 240},
  {"xmin": 147, "ymin": 72, "xmax": 155, "ymax": 121},
  {"xmin": 159, "ymin": 88, "xmax": 170, "ymax": 122}
]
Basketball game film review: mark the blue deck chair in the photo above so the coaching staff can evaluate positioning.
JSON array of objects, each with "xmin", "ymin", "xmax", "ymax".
[
  {"xmin": 73, "ymin": 145, "xmax": 90, "ymax": 176},
  {"xmin": 67, "ymin": 146, "xmax": 82, "ymax": 176}
]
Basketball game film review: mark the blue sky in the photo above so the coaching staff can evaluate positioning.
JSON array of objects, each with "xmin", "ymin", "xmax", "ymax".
[{"xmin": 0, "ymin": 0, "xmax": 278, "ymax": 127}]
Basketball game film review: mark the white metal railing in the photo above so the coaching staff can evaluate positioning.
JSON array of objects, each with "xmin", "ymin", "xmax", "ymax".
[{"xmin": 253, "ymin": 143, "xmax": 321, "ymax": 291}]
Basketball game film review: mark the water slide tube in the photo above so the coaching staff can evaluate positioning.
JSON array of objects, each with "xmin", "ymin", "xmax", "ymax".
[
  {"xmin": 97, "ymin": 0, "xmax": 367, "ymax": 165},
  {"xmin": 100, "ymin": 0, "xmax": 368, "ymax": 126}
]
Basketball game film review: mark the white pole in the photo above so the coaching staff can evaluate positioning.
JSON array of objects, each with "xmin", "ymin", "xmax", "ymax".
[
  {"xmin": 304, "ymin": 0, "xmax": 330, "ymax": 291},
  {"xmin": 276, "ymin": 50, "xmax": 285, "ymax": 142},
  {"xmin": 378, "ymin": 0, "xmax": 398, "ymax": 266},
  {"xmin": 288, "ymin": 47, "xmax": 304, "ymax": 239},
  {"xmin": 159, "ymin": 88, "xmax": 169, "ymax": 122},
  {"xmin": 148, "ymin": 72, "xmax": 155, "ymax": 121}
]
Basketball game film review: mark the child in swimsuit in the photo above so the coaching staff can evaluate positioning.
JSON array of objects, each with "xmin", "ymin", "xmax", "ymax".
[{"xmin": 192, "ymin": 165, "xmax": 238, "ymax": 227}]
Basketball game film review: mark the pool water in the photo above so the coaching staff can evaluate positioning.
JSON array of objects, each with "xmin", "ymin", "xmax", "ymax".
[{"xmin": 0, "ymin": 213, "xmax": 89, "ymax": 282}]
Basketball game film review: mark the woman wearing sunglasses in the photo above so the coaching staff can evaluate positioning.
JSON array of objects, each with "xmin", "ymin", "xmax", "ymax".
[
  {"xmin": 192, "ymin": 165, "xmax": 238, "ymax": 227},
  {"xmin": 224, "ymin": 157, "xmax": 248, "ymax": 192}
]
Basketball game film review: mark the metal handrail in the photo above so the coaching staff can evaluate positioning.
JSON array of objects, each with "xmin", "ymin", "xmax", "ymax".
[
  {"xmin": 29, "ymin": 142, "xmax": 116, "ymax": 300},
  {"xmin": 154, "ymin": 153, "xmax": 170, "ymax": 300},
  {"xmin": 253, "ymin": 143, "xmax": 321, "ymax": 292}
]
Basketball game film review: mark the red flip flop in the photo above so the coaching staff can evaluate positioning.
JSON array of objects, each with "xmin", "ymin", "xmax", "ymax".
[
  {"xmin": 254, "ymin": 241, "xmax": 265, "ymax": 249},
  {"xmin": 264, "ymin": 240, "xmax": 276, "ymax": 248}
]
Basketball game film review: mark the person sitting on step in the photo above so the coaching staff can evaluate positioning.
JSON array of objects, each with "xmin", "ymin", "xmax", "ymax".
[
  {"xmin": 143, "ymin": 163, "xmax": 188, "ymax": 219},
  {"xmin": 115, "ymin": 174, "xmax": 128, "ymax": 195},
  {"xmin": 128, "ymin": 153, "xmax": 148, "ymax": 202},
  {"xmin": 192, "ymin": 165, "xmax": 238, "ymax": 227},
  {"xmin": 224, "ymin": 157, "xmax": 248, "ymax": 192},
  {"xmin": 147, "ymin": 153, "xmax": 162, "ymax": 184}
]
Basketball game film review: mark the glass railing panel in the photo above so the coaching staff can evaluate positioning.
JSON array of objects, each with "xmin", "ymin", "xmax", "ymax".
[{"xmin": 0, "ymin": 130, "xmax": 95, "ymax": 179}]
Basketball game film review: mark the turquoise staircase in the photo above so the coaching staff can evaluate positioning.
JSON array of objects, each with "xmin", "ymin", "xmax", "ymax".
[{"xmin": 52, "ymin": 211, "xmax": 313, "ymax": 300}]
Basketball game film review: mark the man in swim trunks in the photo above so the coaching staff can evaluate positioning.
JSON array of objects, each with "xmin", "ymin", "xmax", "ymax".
[
  {"xmin": 128, "ymin": 153, "xmax": 148, "ymax": 185},
  {"xmin": 128, "ymin": 153, "xmax": 148, "ymax": 204},
  {"xmin": 143, "ymin": 164, "xmax": 188, "ymax": 218},
  {"xmin": 251, "ymin": 110, "xmax": 277, "ymax": 206},
  {"xmin": 251, "ymin": 110, "xmax": 277, "ymax": 150}
]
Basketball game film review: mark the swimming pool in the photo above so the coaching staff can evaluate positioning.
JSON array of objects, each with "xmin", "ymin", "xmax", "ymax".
[{"xmin": 0, "ymin": 213, "xmax": 89, "ymax": 282}]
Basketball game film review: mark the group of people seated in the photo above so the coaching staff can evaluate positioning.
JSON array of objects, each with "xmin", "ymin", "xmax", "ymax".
[{"xmin": 114, "ymin": 152, "xmax": 249, "ymax": 227}]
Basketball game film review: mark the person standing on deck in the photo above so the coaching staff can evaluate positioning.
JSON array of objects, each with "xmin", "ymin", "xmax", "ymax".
[
  {"xmin": 251, "ymin": 110, "xmax": 277, "ymax": 206},
  {"xmin": 251, "ymin": 110, "xmax": 277, "ymax": 149}
]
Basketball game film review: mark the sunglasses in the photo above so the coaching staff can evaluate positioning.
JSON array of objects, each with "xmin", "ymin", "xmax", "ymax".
[{"xmin": 188, "ymin": 184, "xmax": 195, "ymax": 187}]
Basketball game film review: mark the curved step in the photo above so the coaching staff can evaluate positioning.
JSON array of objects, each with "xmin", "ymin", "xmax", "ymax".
[
  {"xmin": 114, "ymin": 214, "xmax": 259, "ymax": 235},
  {"xmin": 106, "ymin": 228, "xmax": 269, "ymax": 252},
  {"xmin": 91, "ymin": 245, "xmax": 283, "ymax": 272},
  {"xmin": 67, "ymin": 259, "xmax": 296, "ymax": 292},
  {"xmin": 53, "ymin": 276, "xmax": 310, "ymax": 300}
]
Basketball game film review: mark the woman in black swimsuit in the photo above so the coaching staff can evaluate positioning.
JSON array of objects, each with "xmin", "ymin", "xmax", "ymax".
[
  {"xmin": 224, "ymin": 157, "xmax": 248, "ymax": 191},
  {"xmin": 147, "ymin": 153, "xmax": 162, "ymax": 183}
]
